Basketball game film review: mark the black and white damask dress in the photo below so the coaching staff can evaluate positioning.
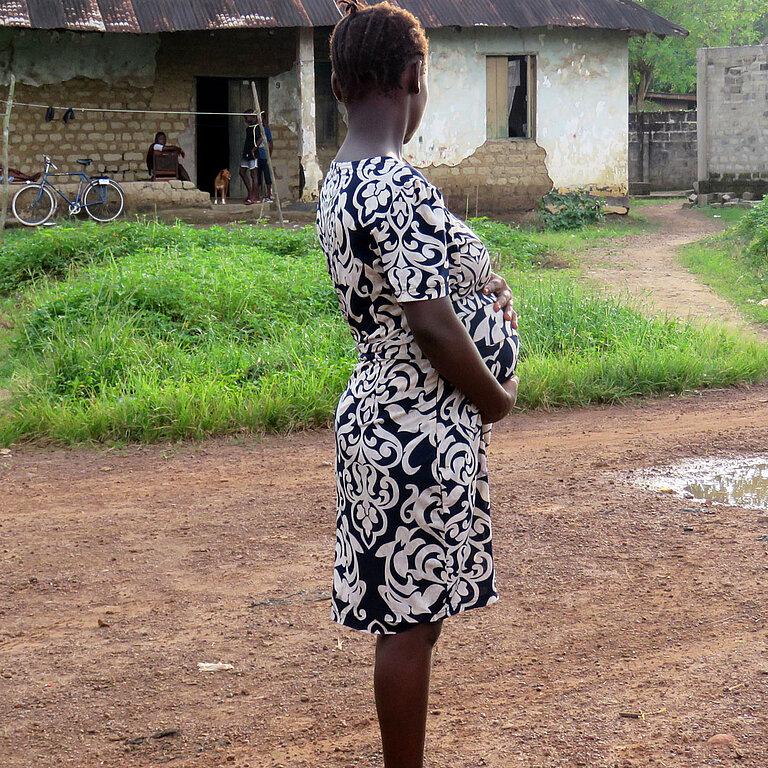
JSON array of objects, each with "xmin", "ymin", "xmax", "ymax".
[{"xmin": 317, "ymin": 156, "xmax": 518, "ymax": 635}]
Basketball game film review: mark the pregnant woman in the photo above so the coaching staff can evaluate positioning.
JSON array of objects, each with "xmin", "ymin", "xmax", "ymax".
[{"xmin": 316, "ymin": 3, "xmax": 519, "ymax": 767}]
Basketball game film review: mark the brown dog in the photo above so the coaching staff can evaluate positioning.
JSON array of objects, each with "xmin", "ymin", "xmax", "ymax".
[{"xmin": 213, "ymin": 168, "xmax": 232, "ymax": 204}]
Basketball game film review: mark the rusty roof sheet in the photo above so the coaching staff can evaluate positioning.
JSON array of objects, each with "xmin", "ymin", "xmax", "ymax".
[
  {"xmin": 7, "ymin": 0, "xmax": 343, "ymax": 31},
  {"xmin": 2, "ymin": 0, "xmax": 686, "ymax": 36},
  {"xmin": 404, "ymin": 0, "xmax": 686, "ymax": 36}
]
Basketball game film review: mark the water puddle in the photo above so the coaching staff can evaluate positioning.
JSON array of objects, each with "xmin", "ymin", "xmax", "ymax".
[{"xmin": 635, "ymin": 457, "xmax": 768, "ymax": 510}]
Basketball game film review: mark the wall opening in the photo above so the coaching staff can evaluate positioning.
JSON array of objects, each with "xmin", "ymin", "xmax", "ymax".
[
  {"xmin": 486, "ymin": 55, "xmax": 536, "ymax": 140},
  {"xmin": 195, "ymin": 77, "xmax": 267, "ymax": 198},
  {"xmin": 195, "ymin": 77, "xmax": 230, "ymax": 195},
  {"xmin": 315, "ymin": 61, "xmax": 337, "ymax": 145}
]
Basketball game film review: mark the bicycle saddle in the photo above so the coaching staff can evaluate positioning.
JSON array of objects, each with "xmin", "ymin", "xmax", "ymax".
[{"xmin": 77, "ymin": 158, "xmax": 92, "ymax": 166}]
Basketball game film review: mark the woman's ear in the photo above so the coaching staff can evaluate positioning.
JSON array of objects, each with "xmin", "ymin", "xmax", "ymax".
[{"xmin": 403, "ymin": 58, "xmax": 422, "ymax": 95}]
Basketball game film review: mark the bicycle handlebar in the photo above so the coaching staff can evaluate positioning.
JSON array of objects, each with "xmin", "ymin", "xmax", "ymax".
[{"xmin": 42, "ymin": 154, "xmax": 58, "ymax": 171}]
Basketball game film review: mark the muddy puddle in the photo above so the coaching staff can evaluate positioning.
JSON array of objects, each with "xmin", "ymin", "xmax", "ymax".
[{"xmin": 635, "ymin": 456, "xmax": 768, "ymax": 510}]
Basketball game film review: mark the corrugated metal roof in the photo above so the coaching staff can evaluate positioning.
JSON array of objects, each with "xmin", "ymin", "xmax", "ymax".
[
  {"xmin": 404, "ymin": 0, "xmax": 686, "ymax": 36},
  {"xmin": 8, "ymin": 0, "xmax": 343, "ymax": 31},
  {"xmin": 2, "ymin": 0, "xmax": 686, "ymax": 36}
]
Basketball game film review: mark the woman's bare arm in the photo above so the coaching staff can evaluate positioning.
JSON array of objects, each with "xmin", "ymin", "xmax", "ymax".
[{"xmin": 403, "ymin": 297, "xmax": 517, "ymax": 424}]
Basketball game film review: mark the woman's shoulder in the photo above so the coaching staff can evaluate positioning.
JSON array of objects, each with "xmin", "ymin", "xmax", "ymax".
[{"xmin": 336, "ymin": 157, "xmax": 441, "ymax": 205}]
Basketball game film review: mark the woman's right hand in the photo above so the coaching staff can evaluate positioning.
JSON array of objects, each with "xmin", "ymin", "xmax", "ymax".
[{"xmin": 482, "ymin": 375, "xmax": 519, "ymax": 424}]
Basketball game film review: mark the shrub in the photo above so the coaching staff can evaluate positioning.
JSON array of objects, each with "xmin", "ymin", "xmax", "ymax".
[
  {"xmin": 736, "ymin": 196, "xmax": 768, "ymax": 271},
  {"xmin": 539, "ymin": 189, "xmax": 605, "ymax": 231}
]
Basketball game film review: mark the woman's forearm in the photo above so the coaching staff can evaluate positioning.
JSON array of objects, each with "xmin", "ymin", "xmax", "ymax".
[{"xmin": 403, "ymin": 297, "xmax": 513, "ymax": 423}]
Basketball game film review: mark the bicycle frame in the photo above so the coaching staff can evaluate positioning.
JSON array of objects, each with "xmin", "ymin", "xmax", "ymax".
[{"xmin": 36, "ymin": 156, "xmax": 110, "ymax": 215}]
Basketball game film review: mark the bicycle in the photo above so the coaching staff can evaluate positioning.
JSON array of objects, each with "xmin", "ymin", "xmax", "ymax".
[{"xmin": 11, "ymin": 155, "xmax": 125, "ymax": 226}]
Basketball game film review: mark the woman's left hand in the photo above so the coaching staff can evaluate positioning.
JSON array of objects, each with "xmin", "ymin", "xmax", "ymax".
[{"xmin": 482, "ymin": 272, "xmax": 518, "ymax": 328}]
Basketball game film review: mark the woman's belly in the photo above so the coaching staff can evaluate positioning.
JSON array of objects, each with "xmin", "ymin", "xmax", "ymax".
[{"xmin": 454, "ymin": 291, "xmax": 519, "ymax": 384}]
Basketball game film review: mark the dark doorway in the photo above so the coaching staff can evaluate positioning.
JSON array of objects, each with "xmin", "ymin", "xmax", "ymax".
[{"xmin": 196, "ymin": 77, "xmax": 230, "ymax": 195}]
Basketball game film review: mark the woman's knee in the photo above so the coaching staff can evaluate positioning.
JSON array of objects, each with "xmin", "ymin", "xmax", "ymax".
[{"xmin": 380, "ymin": 620, "xmax": 442, "ymax": 650}]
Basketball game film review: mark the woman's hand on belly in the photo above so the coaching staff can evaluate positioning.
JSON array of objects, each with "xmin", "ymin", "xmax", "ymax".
[
  {"xmin": 482, "ymin": 272, "xmax": 517, "ymax": 328},
  {"xmin": 403, "ymin": 296, "xmax": 516, "ymax": 424}
]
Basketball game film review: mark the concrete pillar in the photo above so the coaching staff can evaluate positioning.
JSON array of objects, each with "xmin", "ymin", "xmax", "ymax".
[
  {"xmin": 697, "ymin": 47, "xmax": 709, "ymax": 189},
  {"xmin": 297, "ymin": 27, "xmax": 323, "ymax": 202}
]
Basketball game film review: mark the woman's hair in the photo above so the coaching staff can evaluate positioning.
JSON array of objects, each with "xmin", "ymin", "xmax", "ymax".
[
  {"xmin": 153, "ymin": 132, "xmax": 166, "ymax": 143},
  {"xmin": 330, "ymin": 1, "xmax": 428, "ymax": 104}
]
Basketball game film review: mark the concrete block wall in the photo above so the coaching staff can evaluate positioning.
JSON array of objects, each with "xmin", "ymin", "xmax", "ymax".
[
  {"xmin": 698, "ymin": 45, "xmax": 768, "ymax": 195},
  {"xmin": 420, "ymin": 140, "xmax": 553, "ymax": 214},
  {"xmin": 629, "ymin": 110, "xmax": 697, "ymax": 191}
]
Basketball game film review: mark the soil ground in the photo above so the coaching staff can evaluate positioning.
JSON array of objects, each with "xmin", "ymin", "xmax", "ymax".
[{"xmin": 2, "ymin": 203, "xmax": 768, "ymax": 768}]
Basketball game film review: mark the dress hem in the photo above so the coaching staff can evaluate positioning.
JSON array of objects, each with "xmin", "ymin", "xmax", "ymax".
[{"xmin": 332, "ymin": 591, "xmax": 499, "ymax": 636}]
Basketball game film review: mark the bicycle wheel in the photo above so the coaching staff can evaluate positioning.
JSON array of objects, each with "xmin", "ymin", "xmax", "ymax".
[
  {"xmin": 11, "ymin": 183, "xmax": 56, "ymax": 226},
  {"xmin": 83, "ymin": 179, "xmax": 125, "ymax": 222}
]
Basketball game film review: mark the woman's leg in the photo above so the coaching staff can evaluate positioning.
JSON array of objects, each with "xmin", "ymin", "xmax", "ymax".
[{"xmin": 374, "ymin": 620, "xmax": 442, "ymax": 768}]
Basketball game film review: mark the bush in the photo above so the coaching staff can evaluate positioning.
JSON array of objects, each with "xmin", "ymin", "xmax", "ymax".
[
  {"xmin": 736, "ymin": 196, "xmax": 768, "ymax": 271},
  {"xmin": 539, "ymin": 189, "xmax": 605, "ymax": 231}
]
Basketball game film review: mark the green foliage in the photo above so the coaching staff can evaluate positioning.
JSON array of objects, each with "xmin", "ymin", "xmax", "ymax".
[
  {"xmin": 1, "ymin": 219, "xmax": 767, "ymax": 444},
  {"xmin": 630, "ymin": 0, "xmax": 768, "ymax": 103},
  {"xmin": 736, "ymin": 196, "xmax": 768, "ymax": 269},
  {"xmin": 539, "ymin": 190, "xmax": 605, "ymax": 231},
  {"xmin": 0, "ymin": 219, "xmax": 319, "ymax": 295}
]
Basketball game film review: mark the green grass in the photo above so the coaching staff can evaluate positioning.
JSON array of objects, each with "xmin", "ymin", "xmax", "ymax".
[
  {"xmin": 680, "ymin": 198, "xmax": 768, "ymax": 326},
  {"xmin": 512, "ymin": 274, "xmax": 768, "ymax": 408},
  {"xmin": 1, "ymin": 217, "xmax": 767, "ymax": 445},
  {"xmin": 629, "ymin": 196, "xmax": 685, "ymax": 207},
  {"xmin": 698, "ymin": 205, "xmax": 749, "ymax": 224}
]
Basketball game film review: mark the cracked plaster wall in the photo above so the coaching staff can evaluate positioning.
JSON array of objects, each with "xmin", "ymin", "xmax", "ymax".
[{"xmin": 405, "ymin": 27, "xmax": 629, "ymax": 197}]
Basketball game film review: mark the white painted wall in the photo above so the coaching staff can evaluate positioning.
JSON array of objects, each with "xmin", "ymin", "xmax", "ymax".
[{"xmin": 405, "ymin": 27, "xmax": 629, "ymax": 195}]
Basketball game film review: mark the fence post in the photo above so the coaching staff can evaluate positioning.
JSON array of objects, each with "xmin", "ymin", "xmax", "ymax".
[{"xmin": 1, "ymin": 73, "xmax": 17, "ymax": 235}]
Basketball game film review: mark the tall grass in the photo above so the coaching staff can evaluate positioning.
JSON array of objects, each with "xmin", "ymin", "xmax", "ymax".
[
  {"xmin": 680, "ymin": 197, "xmax": 768, "ymax": 326},
  {"xmin": 1, "ymin": 219, "xmax": 767, "ymax": 444},
  {"xmin": 513, "ymin": 274, "xmax": 768, "ymax": 408}
]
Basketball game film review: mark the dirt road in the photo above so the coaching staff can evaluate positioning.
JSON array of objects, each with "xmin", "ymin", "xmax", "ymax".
[
  {"xmin": 583, "ymin": 202, "xmax": 768, "ymax": 341},
  {"xmin": 1, "ymin": 205, "xmax": 767, "ymax": 768}
]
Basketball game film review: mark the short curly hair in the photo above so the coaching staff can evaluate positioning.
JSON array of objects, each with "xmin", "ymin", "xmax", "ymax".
[{"xmin": 330, "ymin": 1, "xmax": 429, "ymax": 104}]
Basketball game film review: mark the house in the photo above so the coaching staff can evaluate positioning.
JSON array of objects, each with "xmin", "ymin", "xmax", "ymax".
[{"xmin": 0, "ymin": 1, "xmax": 685, "ymax": 211}]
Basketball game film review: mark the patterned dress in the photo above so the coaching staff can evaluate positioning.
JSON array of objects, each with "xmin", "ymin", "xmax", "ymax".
[{"xmin": 317, "ymin": 156, "xmax": 518, "ymax": 635}]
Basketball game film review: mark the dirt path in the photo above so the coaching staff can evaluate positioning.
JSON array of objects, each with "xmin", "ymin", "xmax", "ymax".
[
  {"xmin": 584, "ymin": 203, "xmax": 768, "ymax": 340},
  {"xmin": 2, "ymin": 207, "xmax": 768, "ymax": 768}
]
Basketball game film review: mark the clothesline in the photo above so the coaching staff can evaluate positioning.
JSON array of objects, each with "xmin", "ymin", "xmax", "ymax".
[{"xmin": 0, "ymin": 98, "xmax": 264, "ymax": 118}]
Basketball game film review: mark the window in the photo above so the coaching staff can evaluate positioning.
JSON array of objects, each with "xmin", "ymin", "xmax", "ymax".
[
  {"xmin": 486, "ymin": 55, "xmax": 536, "ymax": 140},
  {"xmin": 315, "ymin": 61, "xmax": 338, "ymax": 145}
]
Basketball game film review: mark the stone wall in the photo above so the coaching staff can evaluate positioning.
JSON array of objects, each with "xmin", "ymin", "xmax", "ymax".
[
  {"xmin": 420, "ymin": 140, "xmax": 553, "ymax": 214},
  {"xmin": 698, "ymin": 45, "xmax": 768, "ymax": 196},
  {"xmin": 629, "ymin": 110, "xmax": 698, "ymax": 192}
]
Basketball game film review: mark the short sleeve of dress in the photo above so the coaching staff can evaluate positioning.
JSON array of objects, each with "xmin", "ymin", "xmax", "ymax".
[{"xmin": 364, "ymin": 167, "xmax": 449, "ymax": 303}]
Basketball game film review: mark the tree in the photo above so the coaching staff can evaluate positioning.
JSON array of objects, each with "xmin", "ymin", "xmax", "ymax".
[{"xmin": 630, "ymin": 0, "xmax": 768, "ymax": 110}]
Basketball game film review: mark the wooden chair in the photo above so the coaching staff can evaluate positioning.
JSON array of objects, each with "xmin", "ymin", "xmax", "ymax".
[{"xmin": 152, "ymin": 151, "xmax": 180, "ymax": 180}]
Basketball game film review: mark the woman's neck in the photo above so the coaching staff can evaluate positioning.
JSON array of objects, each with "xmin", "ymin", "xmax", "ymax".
[{"xmin": 334, "ymin": 94, "xmax": 408, "ymax": 163}]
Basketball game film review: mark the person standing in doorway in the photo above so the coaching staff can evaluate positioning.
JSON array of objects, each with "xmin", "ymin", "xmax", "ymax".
[
  {"xmin": 256, "ymin": 115, "xmax": 274, "ymax": 202},
  {"xmin": 240, "ymin": 110, "xmax": 260, "ymax": 204}
]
